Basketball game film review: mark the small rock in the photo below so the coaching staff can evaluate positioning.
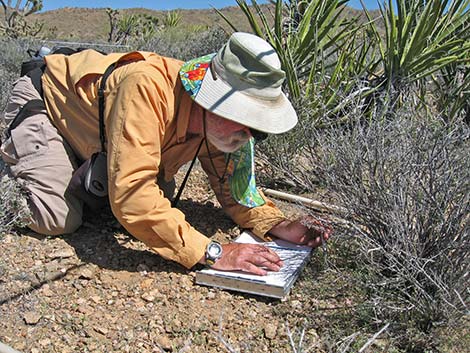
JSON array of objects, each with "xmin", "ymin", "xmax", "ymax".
[
  {"xmin": 24, "ymin": 311, "xmax": 41, "ymax": 325},
  {"xmin": 47, "ymin": 248, "xmax": 75, "ymax": 259},
  {"xmin": 39, "ymin": 338, "xmax": 51, "ymax": 346},
  {"xmin": 306, "ymin": 329, "xmax": 321, "ymax": 348},
  {"xmin": 94, "ymin": 326, "xmax": 109, "ymax": 335},
  {"xmin": 135, "ymin": 299, "xmax": 146, "ymax": 308},
  {"xmin": 264, "ymin": 323, "xmax": 277, "ymax": 339},
  {"xmin": 113, "ymin": 271, "xmax": 136, "ymax": 283},
  {"xmin": 41, "ymin": 284, "xmax": 54, "ymax": 297},
  {"xmin": 140, "ymin": 278, "xmax": 154, "ymax": 289},
  {"xmin": 2, "ymin": 234, "xmax": 14, "ymax": 243},
  {"xmin": 141, "ymin": 292, "xmax": 155, "ymax": 302},
  {"xmin": 291, "ymin": 300, "xmax": 302, "ymax": 310},
  {"xmin": 207, "ymin": 292, "xmax": 216, "ymax": 300},
  {"xmin": 31, "ymin": 349, "xmax": 40, "ymax": 353},
  {"xmin": 91, "ymin": 296, "xmax": 101, "ymax": 304},
  {"xmin": 79, "ymin": 268, "xmax": 94, "ymax": 280},
  {"xmin": 179, "ymin": 276, "xmax": 193, "ymax": 288},
  {"xmin": 157, "ymin": 335, "xmax": 172, "ymax": 350},
  {"xmin": 77, "ymin": 305, "xmax": 91, "ymax": 315}
]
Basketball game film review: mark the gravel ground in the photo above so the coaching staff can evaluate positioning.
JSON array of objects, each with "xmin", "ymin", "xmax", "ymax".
[{"xmin": 0, "ymin": 167, "xmax": 335, "ymax": 353}]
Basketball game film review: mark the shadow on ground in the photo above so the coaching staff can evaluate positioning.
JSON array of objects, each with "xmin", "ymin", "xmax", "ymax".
[{"xmin": 51, "ymin": 199, "xmax": 237, "ymax": 274}]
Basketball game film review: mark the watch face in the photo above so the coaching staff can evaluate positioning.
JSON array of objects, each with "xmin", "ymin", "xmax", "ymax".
[{"xmin": 207, "ymin": 242, "xmax": 222, "ymax": 257}]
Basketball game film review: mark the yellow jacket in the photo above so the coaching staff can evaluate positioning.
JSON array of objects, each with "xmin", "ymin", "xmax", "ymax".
[{"xmin": 41, "ymin": 50, "xmax": 286, "ymax": 268}]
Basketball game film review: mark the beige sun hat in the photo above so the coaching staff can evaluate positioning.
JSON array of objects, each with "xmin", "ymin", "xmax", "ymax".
[{"xmin": 179, "ymin": 32, "xmax": 298, "ymax": 134}]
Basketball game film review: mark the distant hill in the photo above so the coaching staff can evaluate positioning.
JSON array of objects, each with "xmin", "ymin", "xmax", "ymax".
[{"xmin": 29, "ymin": 5, "xmax": 378, "ymax": 42}]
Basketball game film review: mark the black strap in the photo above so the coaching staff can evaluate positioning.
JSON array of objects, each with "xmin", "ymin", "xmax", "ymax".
[
  {"xmin": 98, "ymin": 62, "xmax": 118, "ymax": 152},
  {"xmin": 172, "ymin": 138, "xmax": 205, "ymax": 207}
]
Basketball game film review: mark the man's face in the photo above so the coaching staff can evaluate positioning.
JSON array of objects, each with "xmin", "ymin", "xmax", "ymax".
[{"xmin": 205, "ymin": 111, "xmax": 252, "ymax": 153}]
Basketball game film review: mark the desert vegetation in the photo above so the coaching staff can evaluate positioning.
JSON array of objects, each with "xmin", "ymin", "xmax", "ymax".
[
  {"xmin": 0, "ymin": 0, "xmax": 469, "ymax": 352},
  {"xmin": 222, "ymin": 0, "xmax": 469, "ymax": 350}
]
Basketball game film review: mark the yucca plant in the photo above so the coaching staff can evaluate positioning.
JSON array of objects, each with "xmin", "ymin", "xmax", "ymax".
[
  {"xmin": 163, "ymin": 10, "xmax": 182, "ymax": 28},
  {"xmin": 363, "ymin": 0, "xmax": 470, "ymax": 98},
  {"xmin": 432, "ymin": 61, "xmax": 470, "ymax": 122},
  {"xmin": 217, "ymin": 0, "xmax": 379, "ymax": 188}
]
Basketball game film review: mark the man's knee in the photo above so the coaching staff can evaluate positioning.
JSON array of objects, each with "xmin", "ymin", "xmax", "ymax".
[{"xmin": 28, "ymin": 199, "xmax": 83, "ymax": 236}]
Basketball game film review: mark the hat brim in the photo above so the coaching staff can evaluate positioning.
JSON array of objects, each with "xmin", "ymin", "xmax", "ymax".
[{"xmin": 193, "ymin": 66, "xmax": 298, "ymax": 134}]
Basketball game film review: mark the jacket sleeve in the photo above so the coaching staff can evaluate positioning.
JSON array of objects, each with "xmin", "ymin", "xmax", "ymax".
[
  {"xmin": 198, "ymin": 141, "xmax": 286, "ymax": 240},
  {"xmin": 106, "ymin": 72, "xmax": 210, "ymax": 269}
]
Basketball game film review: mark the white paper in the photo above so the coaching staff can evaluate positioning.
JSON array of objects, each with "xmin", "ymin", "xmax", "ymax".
[{"xmin": 198, "ymin": 231, "xmax": 312, "ymax": 288}]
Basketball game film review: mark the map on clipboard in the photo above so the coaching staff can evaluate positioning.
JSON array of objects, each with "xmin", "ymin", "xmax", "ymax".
[{"xmin": 195, "ymin": 231, "xmax": 312, "ymax": 299}]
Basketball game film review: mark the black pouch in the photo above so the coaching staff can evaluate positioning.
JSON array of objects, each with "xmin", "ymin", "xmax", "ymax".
[
  {"xmin": 68, "ymin": 152, "xmax": 108, "ymax": 210},
  {"xmin": 84, "ymin": 152, "xmax": 108, "ymax": 197}
]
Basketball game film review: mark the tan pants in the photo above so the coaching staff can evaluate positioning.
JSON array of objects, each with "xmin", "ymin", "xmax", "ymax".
[{"xmin": 0, "ymin": 76, "xmax": 83, "ymax": 235}]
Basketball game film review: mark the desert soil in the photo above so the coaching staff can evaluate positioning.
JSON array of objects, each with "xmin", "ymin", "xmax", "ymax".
[{"xmin": 0, "ymin": 167, "xmax": 345, "ymax": 353}]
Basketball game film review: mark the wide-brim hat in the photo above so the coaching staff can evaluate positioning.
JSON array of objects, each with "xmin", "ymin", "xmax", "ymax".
[{"xmin": 179, "ymin": 32, "xmax": 298, "ymax": 134}]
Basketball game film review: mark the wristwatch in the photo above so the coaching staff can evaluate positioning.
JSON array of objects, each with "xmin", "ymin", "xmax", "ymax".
[{"xmin": 205, "ymin": 241, "xmax": 223, "ymax": 266}]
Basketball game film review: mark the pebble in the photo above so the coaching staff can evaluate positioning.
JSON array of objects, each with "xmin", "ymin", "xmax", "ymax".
[
  {"xmin": 306, "ymin": 329, "xmax": 321, "ymax": 348},
  {"xmin": 23, "ymin": 311, "xmax": 41, "ymax": 325},
  {"xmin": 264, "ymin": 323, "xmax": 277, "ymax": 339},
  {"xmin": 291, "ymin": 300, "xmax": 302, "ymax": 310},
  {"xmin": 77, "ymin": 305, "xmax": 91, "ymax": 315},
  {"xmin": 47, "ymin": 248, "xmax": 75, "ymax": 259},
  {"xmin": 79, "ymin": 268, "xmax": 94, "ymax": 280},
  {"xmin": 39, "ymin": 338, "xmax": 51, "ymax": 346},
  {"xmin": 94, "ymin": 326, "xmax": 109, "ymax": 335},
  {"xmin": 2, "ymin": 234, "xmax": 14, "ymax": 243},
  {"xmin": 140, "ymin": 278, "xmax": 154, "ymax": 289},
  {"xmin": 141, "ymin": 292, "xmax": 156, "ymax": 302},
  {"xmin": 158, "ymin": 335, "xmax": 172, "ymax": 350},
  {"xmin": 141, "ymin": 289, "xmax": 159, "ymax": 302},
  {"xmin": 41, "ymin": 284, "xmax": 54, "ymax": 297}
]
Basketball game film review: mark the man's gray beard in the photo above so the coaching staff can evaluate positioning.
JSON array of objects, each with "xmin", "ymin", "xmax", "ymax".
[{"xmin": 206, "ymin": 133, "xmax": 246, "ymax": 153}]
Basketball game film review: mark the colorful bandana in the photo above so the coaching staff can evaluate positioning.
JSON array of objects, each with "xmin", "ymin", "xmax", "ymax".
[
  {"xmin": 179, "ymin": 53, "xmax": 216, "ymax": 99},
  {"xmin": 226, "ymin": 138, "xmax": 265, "ymax": 208}
]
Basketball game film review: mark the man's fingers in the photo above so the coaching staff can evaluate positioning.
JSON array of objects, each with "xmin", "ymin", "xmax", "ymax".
[
  {"xmin": 241, "ymin": 262, "xmax": 267, "ymax": 276},
  {"xmin": 248, "ymin": 254, "xmax": 281, "ymax": 272},
  {"xmin": 247, "ymin": 245, "xmax": 283, "ymax": 264},
  {"xmin": 258, "ymin": 246, "xmax": 283, "ymax": 264},
  {"xmin": 215, "ymin": 243, "xmax": 285, "ymax": 275},
  {"xmin": 307, "ymin": 236, "xmax": 327, "ymax": 248}
]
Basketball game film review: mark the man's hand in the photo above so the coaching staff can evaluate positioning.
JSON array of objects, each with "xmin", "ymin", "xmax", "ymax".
[
  {"xmin": 201, "ymin": 243, "xmax": 284, "ymax": 276},
  {"xmin": 269, "ymin": 216, "xmax": 332, "ymax": 247}
]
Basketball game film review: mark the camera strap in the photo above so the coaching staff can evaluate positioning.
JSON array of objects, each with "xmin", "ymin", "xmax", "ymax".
[{"xmin": 97, "ymin": 62, "xmax": 118, "ymax": 152}]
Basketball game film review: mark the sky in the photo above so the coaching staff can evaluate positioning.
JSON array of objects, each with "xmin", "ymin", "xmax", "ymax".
[{"xmin": 40, "ymin": 0, "xmax": 381, "ymax": 12}]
